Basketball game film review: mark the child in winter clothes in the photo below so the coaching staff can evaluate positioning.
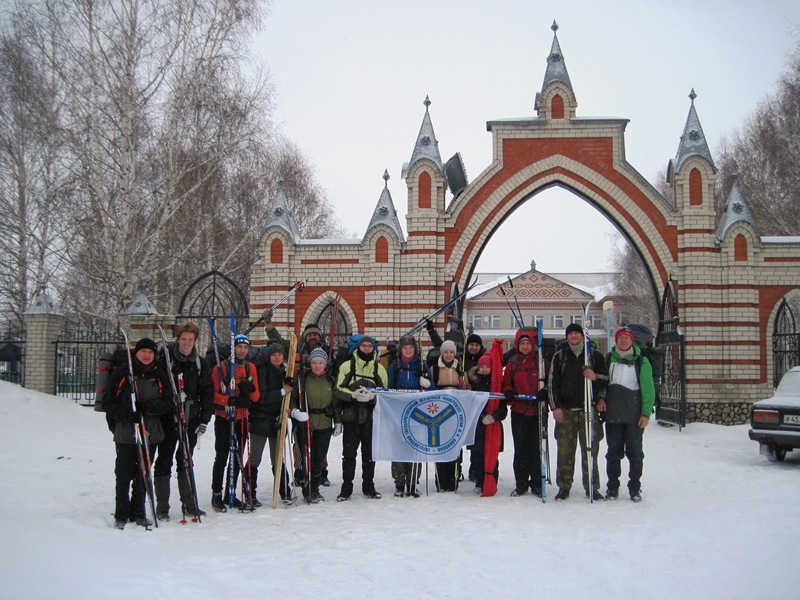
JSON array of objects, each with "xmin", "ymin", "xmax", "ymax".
[{"xmin": 467, "ymin": 353, "xmax": 507, "ymax": 493}]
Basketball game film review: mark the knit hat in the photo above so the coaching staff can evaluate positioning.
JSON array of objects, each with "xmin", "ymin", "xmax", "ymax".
[
  {"xmin": 477, "ymin": 354, "xmax": 492, "ymax": 368},
  {"xmin": 134, "ymin": 338, "xmax": 157, "ymax": 354},
  {"xmin": 565, "ymin": 323, "xmax": 584, "ymax": 337},
  {"xmin": 358, "ymin": 336, "xmax": 376, "ymax": 349},
  {"xmin": 265, "ymin": 342, "xmax": 284, "ymax": 359},
  {"xmin": 233, "ymin": 333, "xmax": 250, "ymax": 346},
  {"xmin": 398, "ymin": 336, "xmax": 417, "ymax": 351},
  {"xmin": 440, "ymin": 340, "xmax": 457, "ymax": 355},
  {"xmin": 615, "ymin": 326, "xmax": 635, "ymax": 342},
  {"xmin": 466, "ymin": 333, "xmax": 483, "ymax": 346},
  {"xmin": 308, "ymin": 347, "xmax": 328, "ymax": 365},
  {"xmin": 303, "ymin": 324, "xmax": 323, "ymax": 340}
]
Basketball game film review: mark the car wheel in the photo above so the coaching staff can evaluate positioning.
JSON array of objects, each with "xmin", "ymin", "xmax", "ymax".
[{"xmin": 775, "ymin": 446, "xmax": 788, "ymax": 462}]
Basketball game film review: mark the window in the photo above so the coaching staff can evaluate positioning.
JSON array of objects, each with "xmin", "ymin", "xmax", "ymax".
[
  {"xmin": 570, "ymin": 314, "xmax": 583, "ymax": 325},
  {"xmin": 488, "ymin": 315, "xmax": 501, "ymax": 329},
  {"xmin": 552, "ymin": 315, "xmax": 563, "ymax": 329},
  {"xmin": 590, "ymin": 315, "xmax": 602, "ymax": 329},
  {"xmin": 468, "ymin": 314, "xmax": 482, "ymax": 329}
]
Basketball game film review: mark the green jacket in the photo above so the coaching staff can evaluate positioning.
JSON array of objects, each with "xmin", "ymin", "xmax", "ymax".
[
  {"xmin": 605, "ymin": 343, "xmax": 655, "ymax": 423},
  {"xmin": 291, "ymin": 369, "xmax": 337, "ymax": 431}
]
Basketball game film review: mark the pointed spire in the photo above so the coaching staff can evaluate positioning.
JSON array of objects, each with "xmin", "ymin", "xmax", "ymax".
[
  {"xmin": 24, "ymin": 284, "xmax": 59, "ymax": 315},
  {"xmin": 366, "ymin": 170, "xmax": 405, "ymax": 242},
  {"xmin": 673, "ymin": 89, "xmax": 716, "ymax": 174},
  {"xmin": 541, "ymin": 20, "xmax": 573, "ymax": 91},
  {"xmin": 402, "ymin": 95, "xmax": 443, "ymax": 178},
  {"xmin": 715, "ymin": 174, "xmax": 757, "ymax": 242},
  {"xmin": 125, "ymin": 285, "xmax": 158, "ymax": 315},
  {"xmin": 262, "ymin": 179, "xmax": 300, "ymax": 241}
]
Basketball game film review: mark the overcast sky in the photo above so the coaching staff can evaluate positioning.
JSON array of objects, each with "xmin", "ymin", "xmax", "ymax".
[{"xmin": 255, "ymin": 0, "xmax": 800, "ymax": 273}]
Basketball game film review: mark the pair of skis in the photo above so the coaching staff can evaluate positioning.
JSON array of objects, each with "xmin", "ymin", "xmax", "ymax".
[
  {"xmin": 157, "ymin": 325, "xmax": 202, "ymax": 523},
  {"xmin": 208, "ymin": 315, "xmax": 254, "ymax": 512},
  {"xmin": 536, "ymin": 319, "xmax": 553, "ymax": 504},
  {"xmin": 119, "ymin": 327, "xmax": 158, "ymax": 530},
  {"xmin": 583, "ymin": 302, "xmax": 597, "ymax": 503}
]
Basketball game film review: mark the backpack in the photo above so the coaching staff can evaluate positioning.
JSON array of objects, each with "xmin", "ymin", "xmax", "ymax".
[
  {"xmin": 338, "ymin": 335, "xmax": 383, "ymax": 390},
  {"xmin": 94, "ymin": 346, "xmax": 128, "ymax": 412}
]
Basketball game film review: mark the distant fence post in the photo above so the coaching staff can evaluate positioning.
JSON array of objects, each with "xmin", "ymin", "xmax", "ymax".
[{"xmin": 22, "ymin": 286, "xmax": 64, "ymax": 395}]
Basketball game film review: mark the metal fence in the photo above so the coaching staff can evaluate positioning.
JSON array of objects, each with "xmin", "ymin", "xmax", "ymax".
[
  {"xmin": 54, "ymin": 326, "xmax": 123, "ymax": 406},
  {"xmin": 0, "ymin": 323, "xmax": 24, "ymax": 386}
]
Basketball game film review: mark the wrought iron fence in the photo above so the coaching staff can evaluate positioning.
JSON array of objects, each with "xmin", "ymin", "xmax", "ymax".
[
  {"xmin": 0, "ymin": 322, "xmax": 24, "ymax": 385},
  {"xmin": 54, "ymin": 325, "xmax": 123, "ymax": 405}
]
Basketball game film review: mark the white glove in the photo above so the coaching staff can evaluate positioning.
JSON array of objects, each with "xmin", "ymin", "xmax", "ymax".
[
  {"xmin": 481, "ymin": 414, "xmax": 495, "ymax": 425},
  {"xmin": 195, "ymin": 423, "xmax": 207, "ymax": 437},
  {"xmin": 333, "ymin": 423, "xmax": 343, "ymax": 436},
  {"xmin": 352, "ymin": 387, "xmax": 375, "ymax": 402},
  {"xmin": 419, "ymin": 376, "xmax": 431, "ymax": 389},
  {"xmin": 291, "ymin": 409, "xmax": 309, "ymax": 422}
]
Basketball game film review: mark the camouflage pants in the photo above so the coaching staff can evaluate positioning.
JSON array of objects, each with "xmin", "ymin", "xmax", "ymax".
[
  {"xmin": 554, "ymin": 408, "xmax": 603, "ymax": 492},
  {"xmin": 391, "ymin": 462, "xmax": 422, "ymax": 490}
]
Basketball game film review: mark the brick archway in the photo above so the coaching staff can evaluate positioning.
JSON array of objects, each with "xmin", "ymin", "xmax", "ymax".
[{"xmin": 250, "ymin": 25, "xmax": 800, "ymax": 423}]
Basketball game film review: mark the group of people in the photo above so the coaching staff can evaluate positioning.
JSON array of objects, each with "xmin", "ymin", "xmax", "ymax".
[{"xmin": 103, "ymin": 316, "xmax": 655, "ymax": 529}]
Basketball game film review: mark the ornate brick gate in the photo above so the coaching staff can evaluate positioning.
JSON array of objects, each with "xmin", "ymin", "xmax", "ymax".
[{"xmin": 249, "ymin": 24, "xmax": 800, "ymax": 424}]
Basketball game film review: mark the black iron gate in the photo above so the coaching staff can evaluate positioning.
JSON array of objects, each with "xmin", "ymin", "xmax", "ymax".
[
  {"xmin": 314, "ymin": 293, "xmax": 352, "ymax": 353},
  {"xmin": 772, "ymin": 297, "xmax": 799, "ymax": 387},
  {"xmin": 54, "ymin": 325, "xmax": 122, "ymax": 405},
  {"xmin": 0, "ymin": 322, "xmax": 25, "ymax": 385},
  {"xmin": 177, "ymin": 270, "xmax": 250, "ymax": 352},
  {"xmin": 655, "ymin": 278, "xmax": 686, "ymax": 429}
]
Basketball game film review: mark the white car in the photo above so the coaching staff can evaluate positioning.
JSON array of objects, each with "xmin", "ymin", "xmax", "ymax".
[{"xmin": 749, "ymin": 366, "xmax": 800, "ymax": 461}]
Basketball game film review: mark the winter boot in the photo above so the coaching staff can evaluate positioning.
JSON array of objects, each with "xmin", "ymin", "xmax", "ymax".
[
  {"xmin": 394, "ymin": 486, "xmax": 405, "ymax": 498},
  {"xmin": 211, "ymin": 494, "xmax": 227, "ymax": 513},
  {"xmin": 586, "ymin": 489, "xmax": 604, "ymax": 501},
  {"xmin": 154, "ymin": 476, "xmax": 171, "ymax": 521},
  {"xmin": 177, "ymin": 472, "xmax": 201, "ymax": 518},
  {"xmin": 628, "ymin": 460, "xmax": 643, "ymax": 498},
  {"xmin": 114, "ymin": 519, "xmax": 126, "ymax": 530},
  {"xmin": 555, "ymin": 488, "xmax": 570, "ymax": 501}
]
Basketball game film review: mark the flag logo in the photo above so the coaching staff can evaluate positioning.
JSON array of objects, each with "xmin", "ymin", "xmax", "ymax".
[{"xmin": 401, "ymin": 393, "xmax": 467, "ymax": 456}]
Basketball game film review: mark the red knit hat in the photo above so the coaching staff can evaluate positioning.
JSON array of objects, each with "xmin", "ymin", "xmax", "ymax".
[
  {"xmin": 615, "ymin": 326, "xmax": 635, "ymax": 342},
  {"xmin": 477, "ymin": 354, "xmax": 492, "ymax": 368}
]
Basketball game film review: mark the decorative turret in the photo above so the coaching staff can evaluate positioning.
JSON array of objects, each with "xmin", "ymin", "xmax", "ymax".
[
  {"xmin": 535, "ymin": 21, "xmax": 577, "ymax": 119},
  {"xmin": 125, "ymin": 286, "xmax": 158, "ymax": 315},
  {"xmin": 262, "ymin": 179, "xmax": 300, "ymax": 242},
  {"xmin": 715, "ymin": 174, "xmax": 757, "ymax": 242},
  {"xmin": 668, "ymin": 89, "xmax": 716, "ymax": 179},
  {"xmin": 366, "ymin": 170, "xmax": 405, "ymax": 243},
  {"xmin": 401, "ymin": 96, "xmax": 443, "ymax": 178}
]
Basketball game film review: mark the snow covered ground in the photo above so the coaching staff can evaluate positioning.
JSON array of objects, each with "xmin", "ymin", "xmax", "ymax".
[{"xmin": 1, "ymin": 380, "xmax": 797, "ymax": 600}]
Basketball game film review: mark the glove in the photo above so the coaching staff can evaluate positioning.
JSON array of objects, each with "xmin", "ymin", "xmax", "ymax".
[
  {"xmin": 504, "ymin": 390, "xmax": 515, "ymax": 402},
  {"xmin": 291, "ymin": 409, "xmax": 309, "ymax": 422},
  {"xmin": 226, "ymin": 396, "xmax": 236, "ymax": 407},
  {"xmin": 195, "ymin": 423, "xmax": 207, "ymax": 437},
  {"xmin": 333, "ymin": 423, "xmax": 343, "ymax": 436},
  {"xmin": 234, "ymin": 395, "xmax": 251, "ymax": 409},
  {"xmin": 237, "ymin": 379, "xmax": 255, "ymax": 394},
  {"xmin": 352, "ymin": 387, "xmax": 375, "ymax": 403},
  {"xmin": 482, "ymin": 414, "xmax": 495, "ymax": 425},
  {"xmin": 419, "ymin": 376, "xmax": 431, "ymax": 389},
  {"xmin": 425, "ymin": 318, "xmax": 434, "ymax": 332},
  {"xmin": 260, "ymin": 308, "xmax": 273, "ymax": 326}
]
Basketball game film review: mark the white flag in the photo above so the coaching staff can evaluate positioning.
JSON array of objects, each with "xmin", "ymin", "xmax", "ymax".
[{"xmin": 372, "ymin": 390, "xmax": 489, "ymax": 462}]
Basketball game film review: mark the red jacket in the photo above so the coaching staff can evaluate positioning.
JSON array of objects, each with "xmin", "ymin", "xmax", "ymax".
[
  {"xmin": 211, "ymin": 360, "xmax": 260, "ymax": 420},
  {"xmin": 502, "ymin": 329, "xmax": 539, "ymax": 416}
]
